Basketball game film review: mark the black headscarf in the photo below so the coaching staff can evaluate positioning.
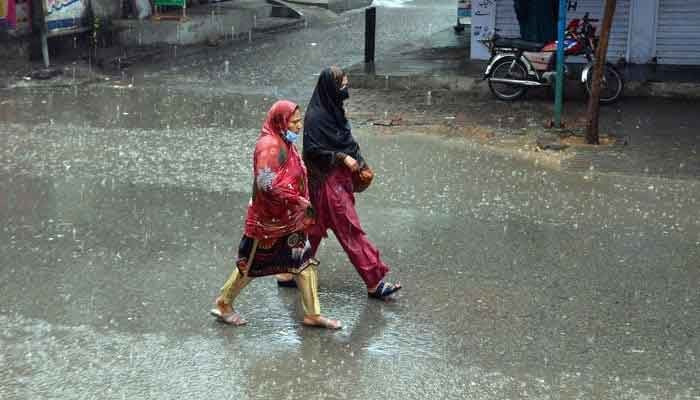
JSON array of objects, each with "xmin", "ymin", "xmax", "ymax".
[{"xmin": 303, "ymin": 67, "xmax": 363, "ymax": 186}]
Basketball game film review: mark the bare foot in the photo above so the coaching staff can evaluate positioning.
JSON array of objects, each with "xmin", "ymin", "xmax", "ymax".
[
  {"xmin": 215, "ymin": 296, "xmax": 233, "ymax": 315},
  {"xmin": 302, "ymin": 315, "xmax": 342, "ymax": 330},
  {"xmin": 210, "ymin": 308, "xmax": 248, "ymax": 326},
  {"xmin": 211, "ymin": 298, "xmax": 247, "ymax": 326}
]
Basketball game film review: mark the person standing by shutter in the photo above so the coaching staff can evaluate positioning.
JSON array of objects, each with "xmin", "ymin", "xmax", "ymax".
[{"xmin": 514, "ymin": 0, "xmax": 559, "ymax": 43}]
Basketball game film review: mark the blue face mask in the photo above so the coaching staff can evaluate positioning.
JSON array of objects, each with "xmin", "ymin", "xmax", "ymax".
[{"xmin": 284, "ymin": 130, "xmax": 299, "ymax": 144}]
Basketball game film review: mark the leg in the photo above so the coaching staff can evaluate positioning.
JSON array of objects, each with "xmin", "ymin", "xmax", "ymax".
[
  {"xmin": 308, "ymin": 233, "xmax": 323, "ymax": 257},
  {"xmin": 212, "ymin": 268, "xmax": 252, "ymax": 325},
  {"xmin": 328, "ymin": 195, "xmax": 389, "ymax": 289},
  {"xmin": 295, "ymin": 265, "xmax": 341, "ymax": 329},
  {"xmin": 328, "ymin": 187, "xmax": 401, "ymax": 298},
  {"xmin": 219, "ymin": 268, "xmax": 253, "ymax": 306},
  {"xmin": 332, "ymin": 224, "xmax": 389, "ymax": 289},
  {"xmin": 295, "ymin": 265, "xmax": 320, "ymax": 316}
]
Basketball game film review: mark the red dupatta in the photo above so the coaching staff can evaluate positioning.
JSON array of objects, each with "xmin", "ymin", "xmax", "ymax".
[{"xmin": 243, "ymin": 100, "xmax": 310, "ymax": 240}]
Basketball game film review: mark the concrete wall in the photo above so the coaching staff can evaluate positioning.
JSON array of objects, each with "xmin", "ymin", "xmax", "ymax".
[
  {"xmin": 114, "ymin": 8, "xmax": 256, "ymax": 46},
  {"xmin": 327, "ymin": 0, "xmax": 372, "ymax": 13}
]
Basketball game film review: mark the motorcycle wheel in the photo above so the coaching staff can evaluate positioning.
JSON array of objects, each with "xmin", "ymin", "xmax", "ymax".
[
  {"xmin": 585, "ymin": 63, "xmax": 624, "ymax": 104},
  {"xmin": 488, "ymin": 57, "xmax": 528, "ymax": 101}
]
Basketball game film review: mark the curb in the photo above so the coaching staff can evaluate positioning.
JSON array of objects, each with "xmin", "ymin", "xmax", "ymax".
[
  {"xmin": 252, "ymin": 16, "xmax": 306, "ymax": 34},
  {"xmin": 285, "ymin": 0, "xmax": 372, "ymax": 13},
  {"xmin": 350, "ymin": 70, "xmax": 486, "ymax": 92},
  {"xmin": 644, "ymin": 82, "xmax": 700, "ymax": 100}
]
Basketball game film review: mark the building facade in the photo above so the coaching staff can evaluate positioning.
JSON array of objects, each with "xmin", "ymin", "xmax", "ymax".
[{"xmin": 471, "ymin": 0, "xmax": 700, "ymax": 66}]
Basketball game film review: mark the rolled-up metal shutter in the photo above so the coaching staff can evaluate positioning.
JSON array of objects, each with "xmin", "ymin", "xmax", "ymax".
[
  {"xmin": 656, "ymin": 0, "xmax": 700, "ymax": 65},
  {"xmin": 494, "ymin": 0, "xmax": 630, "ymax": 62}
]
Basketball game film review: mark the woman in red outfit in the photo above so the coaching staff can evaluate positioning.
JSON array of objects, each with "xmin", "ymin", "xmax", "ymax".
[
  {"xmin": 211, "ymin": 100, "xmax": 341, "ymax": 329},
  {"xmin": 296, "ymin": 66, "xmax": 401, "ymax": 300}
]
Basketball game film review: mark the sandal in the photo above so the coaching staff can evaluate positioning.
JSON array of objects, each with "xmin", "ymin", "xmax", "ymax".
[
  {"xmin": 276, "ymin": 278, "xmax": 297, "ymax": 288},
  {"xmin": 302, "ymin": 316, "xmax": 342, "ymax": 330},
  {"xmin": 368, "ymin": 280, "xmax": 402, "ymax": 300},
  {"xmin": 210, "ymin": 308, "xmax": 248, "ymax": 326}
]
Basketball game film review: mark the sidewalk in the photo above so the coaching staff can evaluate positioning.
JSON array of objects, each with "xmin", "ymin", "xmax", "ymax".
[
  {"xmin": 346, "ymin": 27, "xmax": 700, "ymax": 181},
  {"xmin": 0, "ymin": 0, "xmax": 307, "ymax": 89},
  {"xmin": 113, "ymin": 0, "xmax": 303, "ymax": 47},
  {"xmin": 348, "ymin": 27, "xmax": 482, "ymax": 92},
  {"xmin": 349, "ymin": 26, "xmax": 700, "ymax": 99}
]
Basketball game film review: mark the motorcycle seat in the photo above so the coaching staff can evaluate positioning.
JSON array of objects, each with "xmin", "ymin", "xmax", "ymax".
[{"xmin": 493, "ymin": 37, "xmax": 544, "ymax": 52}]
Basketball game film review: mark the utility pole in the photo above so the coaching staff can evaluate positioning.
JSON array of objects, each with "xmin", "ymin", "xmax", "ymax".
[
  {"xmin": 31, "ymin": 0, "xmax": 50, "ymax": 67},
  {"xmin": 553, "ymin": 0, "xmax": 568, "ymax": 128},
  {"xmin": 364, "ymin": 7, "xmax": 376, "ymax": 64},
  {"xmin": 585, "ymin": 0, "xmax": 616, "ymax": 144}
]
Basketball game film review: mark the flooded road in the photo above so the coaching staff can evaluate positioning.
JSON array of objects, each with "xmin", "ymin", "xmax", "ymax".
[{"xmin": 1, "ymin": 1, "xmax": 699, "ymax": 399}]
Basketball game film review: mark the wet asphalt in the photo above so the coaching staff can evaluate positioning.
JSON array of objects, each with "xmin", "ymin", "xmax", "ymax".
[{"xmin": 1, "ymin": 1, "xmax": 699, "ymax": 399}]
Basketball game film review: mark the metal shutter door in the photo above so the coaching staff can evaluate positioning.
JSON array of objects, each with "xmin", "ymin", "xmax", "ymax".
[
  {"xmin": 656, "ymin": 0, "xmax": 700, "ymax": 65},
  {"xmin": 494, "ymin": 0, "xmax": 630, "ymax": 61}
]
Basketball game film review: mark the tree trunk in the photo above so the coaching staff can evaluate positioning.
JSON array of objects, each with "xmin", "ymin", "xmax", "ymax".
[{"xmin": 585, "ymin": 0, "xmax": 617, "ymax": 145}]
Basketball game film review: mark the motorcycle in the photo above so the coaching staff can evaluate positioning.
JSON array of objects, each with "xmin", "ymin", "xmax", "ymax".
[{"xmin": 483, "ymin": 13, "xmax": 624, "ymax": 104}]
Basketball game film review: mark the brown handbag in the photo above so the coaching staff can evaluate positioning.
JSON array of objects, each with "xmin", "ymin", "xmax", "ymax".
[{"xmin": 352, "ymin": 165, "xmax": 374, "ymax": 193}]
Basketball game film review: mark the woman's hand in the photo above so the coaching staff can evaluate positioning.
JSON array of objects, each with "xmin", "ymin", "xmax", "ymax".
[
  {"xmin": 344, "ymin": 155, "xmax": 360, "ymax": 172},
  {"xmin": 302, "ymin": 204, "xmax": 316, "ymax": 230},
  {"xmin": 298, "ymin": 197, "xmax": 312, "ymax": 210},
  {"xmin": 297, "ymin": 198, "xmax": 315, "ymax": 228}
]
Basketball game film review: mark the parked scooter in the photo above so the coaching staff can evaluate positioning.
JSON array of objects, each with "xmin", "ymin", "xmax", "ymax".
[{"xmin": 483, "ymin": 13, "xmax": 624, "ymax": 104}]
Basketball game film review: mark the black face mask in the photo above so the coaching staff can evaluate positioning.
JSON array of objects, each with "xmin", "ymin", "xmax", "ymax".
[{"xmin": 339, "ymin": 87, "xmax": 350, "ymax": 101}]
